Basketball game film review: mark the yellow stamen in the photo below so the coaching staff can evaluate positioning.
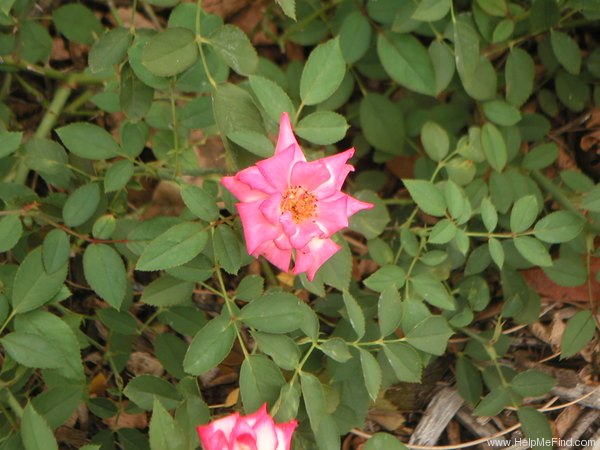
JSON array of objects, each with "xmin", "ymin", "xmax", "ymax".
[{"xmin": 280, "ymin": 185, "xmax": 317, "ymax": 223}]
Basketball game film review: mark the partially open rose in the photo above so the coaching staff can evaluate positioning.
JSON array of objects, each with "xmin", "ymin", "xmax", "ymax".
[
  {"xmin": 197, "ymin": 404, "xmax": 297, "ymax": 450},
  {"xmin": 222, "ymin": 113, "xmax": 373, "ymax": 280}
]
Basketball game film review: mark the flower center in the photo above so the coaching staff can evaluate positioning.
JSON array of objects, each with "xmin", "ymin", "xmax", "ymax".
[{"xmin": 280, "ymin": 185, "xmax": 317, "ymax": 223}]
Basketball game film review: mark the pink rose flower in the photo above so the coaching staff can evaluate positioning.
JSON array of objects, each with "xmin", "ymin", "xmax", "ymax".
[
  {"xmin": 222, "ymin": 113, "xmax": 373, "ymax": 280},
  {"xmin": 197, "ymin": 404, "xmax": 297, "ymax": 450}
]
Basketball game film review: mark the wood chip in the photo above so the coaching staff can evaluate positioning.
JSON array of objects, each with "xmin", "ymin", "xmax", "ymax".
[{"xmin": 409, "ymin": 387, "xmax": 463, "ymax": 445}]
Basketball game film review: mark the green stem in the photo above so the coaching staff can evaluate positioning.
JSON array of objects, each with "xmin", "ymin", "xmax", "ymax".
[
  {"xmin": 1, "ymin": 56, "xmax": 110, "ymax": 85},
  {"xmin": 5, "ymin": 389, "xmax": 23, "ymax": 419},
  {"xmin": 12, "ymin": 85, "xmax": 73, "ymax": 184}
]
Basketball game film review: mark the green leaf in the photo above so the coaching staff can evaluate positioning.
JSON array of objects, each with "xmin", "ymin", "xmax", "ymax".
[
  {"xmin": 52, "ymin": 4, "xmax": 102, "ymax": 45},
  {"xmin": 456, "ymin": 356, "xmax": 482, "ymax": 404},
  {"xmin": 339, "ymin": 12, "xmax": 371, "ymax": 63},
  {"xmin": 89, "ymin": 27, "xmax": 132, "ymax": 73},
  {"xmin": 428, "ymin": 219, "xmax": 457, "ymax": 244},
  {"xmin": 213, "ymin": 224, "xmax": 242, "ymax": 275},
  {"xmin": 300, "ymin": 372, "xmax": 340, "ymax": 450},
  {"xmin": 159, "ymin": 305, "xmax": 207, "ymax": 336},
  {"xmin": 228, "ymin": 130, "xmax": 275, "ymax": 157},
  {"xmin": 253, "ymin": 332, "xmax": 300, "ymax": 370},
  {"xmin": 57, "ymin": 123, "xmax": 121, "ymax": 160},
  {"xmin": 359, "ymin": 349, "xmax": 381, "ymax": 401},
  {"xmin": 364, "ymin": 265, "xmax": 406, "ymax": 292},
  {"xmin": 342, "ymin": 290, "xmax": 365, "ymax": 339},
  {"xmin": 213, "ymin": 82, "xmax": 264, "ymax": 161},
  {"xmin": 0, "ymin": 214, "xmax": 22, "ymax": 253},
  {"xmin": 183, "ymin": 314, "xmax": 236, "ymax": 375},
  {"xmin": 84, "ymin": 244, "xmax": 127, "ymax": 309},
  {"xmin": 482, "ymin": 100, "xmax": 521, "ymax": 127},
  {"xmin": 510, "ymin": 195, "xmax": 538, "ymax": 233},
  {"xmin": 377, "ymin": 32, "xmax": 435, "ymax": 96},
  {"xmin": 12, "ymin": 247, "xmax": 67, "ymax": 314},
  {"xmin": 461, "ymin": 57, "xmax": 497, "ymax": 101},
  {"xmin": 480, "ymin": 197, "xmax": 498, "ymax": 232},
  {"xmin": 378, "ymin": 287, "xmax": 402, "ymax": 337},
  {"xmin": 249, "ymin": 75, "xmax": 295, "ymax": 123},
  {"xmin": 154, "ymin": 333, "xmax": 186, "ymax": 379},
  {"xmin": 403, "ymin": 179, "xmax": 446, "ymax": 216},
  {"xmin": 0, "ymin": 131, "xmax": 23, "ymax": 158},
  {"xmin": 517, "ymin": 407, "xmax": 553, "ymax": 450},
  {"xmin": 208, "ymin": 24, "xmax": 258, "ymax": 76},
  {"xmin": 429, "ymin": 40, "xmax": 455, "ymax": 94},
  {"xmin": 511, "ymin": 370, "xmax": 556, "ymax": 397},
  {"xmin": 319, "ymin": 337, "xmax": 352, "ymax": 363},
  {"xmin": 276, "ymin": 0, "xmax": 296, "ymax": 20},
  {"xmin": 551, "ymin": 31, "xmax": 581, "ymax": 75},
  {"xmin": 488, "ymin": 237, "xmax": 504, "ymax": 268},
  {"xmin": 1, "ymin": 332, "xmax": 63, "ymax": 369},
  {"xmin": 21, "ymin": 403, "xmax": 58, "ymax": 450},
  {"xmin": 32, "ymin": 385, "xmax": 83, "ymax": 429},
  {"xmin": 492, "ymin": 19, "xmax": 514, "ymax": 43},
  {"xmin": 359, "ymin": 94, "xmax": 405, "ymax": 154},
  {"xmin": 404, "ymin": 316, "xmax": 453, "ymax": 355},
  {"xmin": 240, "ymin": 355, "xmax": 285, "ymax": 412},
  {"xmin": 142, "ymin": 28, "xmax": 198, "ymax": 77},
  {"xmin": 513, "ymin": 236, "xmax": 552, "ymax": 267},
  {"xmin": 481, "ymin": 123, "xmax": 507, "ymax": 172},
  {"xmin": 534, "ymin": 211, "xmax": 584, "ymax": 243},
  {"xmin": 149, "ymin": 398, "xmax": 186, "ymax": 450},
  {"xmin": 295, "ymin": 111, "xmax": 348, "ymax": 145},
  {"xmin": 20, "ymin": 20, "xmax": 52, "ymax": 63},
  {"xmin": 411, "ymin": 0, "xmax": 450, "ymax": 21},
  {"xmin": 16, "ymin": 311, "xmax": 84, "ymax": 380},
  {"xmin": 63, "ymin": 183, "xmax": 101, "ymax": 227},
  {"xmin": 236, "ymin": 275, "xmax": 264, "ymax": 302},
  {"xmin": 411, "ymin": 275, "xmax": 455, "ymax": 310},
  {"xmin": 453, "ymin": 19, "xmax": 480, "ymax": 79},
  {"xmin": 420, "ymin": 121, "xmax": 449, "ymax": 161},
  {"xmin": 41, "ymin": 229, "xmax": 70, "ymax": 274},
  {"xmin": 522, "ymin": 143, "xmax": 558, "ymax": 170},
  {"xmin": 363, "ymin": 433, "xmax": 408, "ymax": 450},
  {"xmin": 98, "ymin": 308, "xmax": 137, "ymax": 335},
  {"xmin": 124, "ymin": 375, "xmax": 182, "ymax": 411},
  {"xmin": 555, "ymin": 71, "xmax": 590, "ymax": 112},
  {"xmin": 300, "ymin": 38, "xmax": 346, "ymax": 105},
  {"xmin": 140, "ymin": 275, "xmax": 194, "ymax": 307},
  {"xmin": 104, "ymin": 159, "xmax": 134, "ymax": 193},
  {"xmin": 120, "ymin": 64, "xmax": 154, "ymax": 121},
  {"xmin": 476, "ymin": 0, "xmax": 507, "ymax": 16},
  {"xmin": 382, "ymin": 342, "xmax": 422, "ymax": 383},
  {"xmin": 240, "ymin": 292, "xmax": 303, "ymax": 333},
  {"xmin": 136, "ymin": 222, "xmax": 208, "ymax": 271},
  {"xmin": 180, "ymin": 184, "xmax": 219, "ymax": 222},
  {"xmin": 561, "ymin": 310, "xmax": 596, "ymax": 359},
  {"xmin": 582, "ymin": 185, "xmax": 600, "ymax": 211},
  {"xmin": 473, "ymin": 386, "xmax": 511, "ymax": 416}
]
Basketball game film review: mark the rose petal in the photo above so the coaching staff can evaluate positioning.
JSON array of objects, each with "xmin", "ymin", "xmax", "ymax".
[
  {"xmin": 289, "ymin": 160, "xmax": 331, "ymax": 191},
  {"xmin": 315, "ymin": 195, "xmax": 349, "ymax": 236},
  {"xmin": 237, "ymin": 201, "xmax": 281, "ymax": 255},
  {"xmin": 275, "ymin": 112, "xmax": 299, "ymax": 155},
  {"xmin": 293, "ymin": 238, "xmax": 341, "ymax": 281},
  {"xmin": 275, "ymin": 421, "xmax": 298, "ymax": 450},
  {"xmin": 197, "ymin": 412, "xmax": 239, "ymax": 448}
]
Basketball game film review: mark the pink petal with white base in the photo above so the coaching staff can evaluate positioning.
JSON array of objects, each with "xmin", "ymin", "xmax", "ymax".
[
  {"xmin": 274, "ymin": 421, "xmax": 298, "ymax": 450},
  {"xmin": 315, "ymin": 195, "xmax": 349, "ymax": 235},
  {"xmin": 275, "ymin": 113, "xmax": 300, "ymax": 155},
  {"xmin": 197, "ymin": 412, "xmax": 239, "ymax": 449},
  {"xmin": 289, "ymin": 160, "xmax": 331, "ymax": 191},
  {"xmin": 293, "ymin": 238, "xmax": 341, "ymax": 281},
  {"xmin": 237, "ymin": 201, "xmax": 281, "ymax": 254},
  {"xmin": 256, "ymin": 147, "xmax": 297, "ymax": 191},
  {"xmin": 251, "ymin": 414, "xmax": 279, "ymax": 450},
  {"xmin": 255, "ymin": 240, "xmax": 292, "ymax": 272}
]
